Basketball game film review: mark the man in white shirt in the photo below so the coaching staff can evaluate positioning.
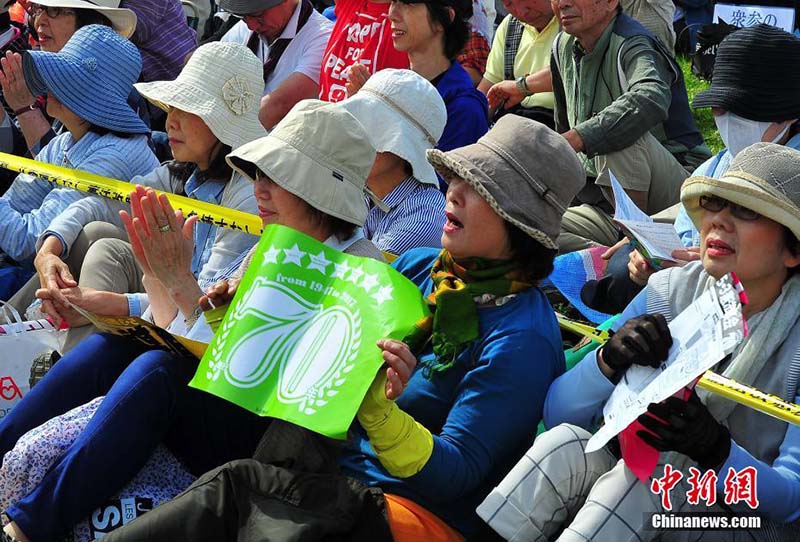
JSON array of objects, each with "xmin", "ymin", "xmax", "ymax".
[{"xmin": 220, "ymin": 0, "xmax": 332, "ymax": 129}]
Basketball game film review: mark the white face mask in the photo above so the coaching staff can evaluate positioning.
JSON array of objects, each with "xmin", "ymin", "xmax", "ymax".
[{"xmin": 714, "ymin": 112, "xmax": 792, "ymax": 158}]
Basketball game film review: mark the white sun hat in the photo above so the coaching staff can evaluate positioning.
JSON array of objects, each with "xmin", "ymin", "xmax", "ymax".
[
  {"xmin": 34, "ymin": 0, "xmax": 137, "ymax": 38},
  {"xmin": 226, "ymin": 99, "xmax": 377, "ymax": 226},
  {"xmin": 338, "ymin": 68, "xmax": 446, "ymax": 187},
  {"xmin": 134, "ymin": 41, "xmax": 267, "ymax": 150}
]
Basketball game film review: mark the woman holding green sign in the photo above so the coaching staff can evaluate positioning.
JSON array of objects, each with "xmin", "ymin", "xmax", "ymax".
[
  {"xmin": 103, "ymin": 114, "xmax": 588, "ymax": 542},
  {"xmin": 0, "ymin": 101, "xmax": 384, "ymax": 542}
]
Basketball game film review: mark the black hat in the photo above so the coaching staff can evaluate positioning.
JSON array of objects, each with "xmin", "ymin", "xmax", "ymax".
[{"xmin": 693, "ymin": 24, "xmax": 800, "ymax": 122}]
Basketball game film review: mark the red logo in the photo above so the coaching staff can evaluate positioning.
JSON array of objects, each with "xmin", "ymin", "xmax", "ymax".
[
  {"xmin": 651, "ymin": 464, "xmax": 759, "ymax": 510},
  {"xmin": 0, "ymin": 376, "xmax": 22, "ymax": 401}
]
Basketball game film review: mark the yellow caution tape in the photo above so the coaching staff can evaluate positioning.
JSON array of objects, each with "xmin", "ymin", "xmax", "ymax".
[
  {"xmin": 0, "ymin": 152, "xmax": 263, "ymax": 234},
  {"xmin": 697, "ymin": 372, "xmax": 800, "ymax": 426},
  {"xmin": 557, "ymin": 312, "xmax": 800, "ymax": 426},
  {"xmin": 556, "ymin": 313, "xmax": 611, "ymax": 343}
]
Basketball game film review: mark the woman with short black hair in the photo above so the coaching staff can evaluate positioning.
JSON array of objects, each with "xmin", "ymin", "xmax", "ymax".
[{"xmin": 387, "ymin": 0, "xmax": 488, "ymax": 181}]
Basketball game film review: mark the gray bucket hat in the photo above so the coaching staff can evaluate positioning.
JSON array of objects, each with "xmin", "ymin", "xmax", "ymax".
[
  {"xmin": 219, "ymin": 0, "xmax": 284, "ymax": 16},
  {"xmin": 681, "ymin": 142, "xmax": 800, "ymax": 241},
  {"xmin": 426, "ymin": 115, "xmax": 585, "ymax": 250},
  {"xmin": 226, "ymin": 99, "xmax": 376, "ymax": 226}
]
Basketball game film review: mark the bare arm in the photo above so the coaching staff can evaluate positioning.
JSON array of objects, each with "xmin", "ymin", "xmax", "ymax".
[{"xmin": 259, "ymin": 72, "xmax": 319, "ymax": 130}]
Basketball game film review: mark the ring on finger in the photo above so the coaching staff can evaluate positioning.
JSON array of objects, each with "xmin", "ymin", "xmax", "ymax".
[{"xmin": 158, "ymin": 224, "xmax": 171, "ymax": 233}]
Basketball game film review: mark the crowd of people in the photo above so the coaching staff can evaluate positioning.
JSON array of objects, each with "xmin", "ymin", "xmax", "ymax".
[{"xmin": 0, "ymin": 0, "xmax": 797, "ymax": 540}]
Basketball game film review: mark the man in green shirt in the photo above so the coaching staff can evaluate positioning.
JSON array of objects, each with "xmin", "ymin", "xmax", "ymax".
[{"xmin": 488, "ymin": 0, "xmax": 710, "ymax": 252}]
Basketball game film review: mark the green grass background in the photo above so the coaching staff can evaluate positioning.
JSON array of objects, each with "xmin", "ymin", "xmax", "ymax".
[{"xmin": 678, "ymin": 56, "xmax": 723, "ymax": 154}]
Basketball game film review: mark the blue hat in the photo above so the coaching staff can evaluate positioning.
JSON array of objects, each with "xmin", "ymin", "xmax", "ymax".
[{"xmin": 22, "ymin": 25, "xmax": 147, "ymax": 134}]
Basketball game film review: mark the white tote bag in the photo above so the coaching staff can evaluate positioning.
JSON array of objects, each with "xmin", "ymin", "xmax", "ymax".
[{"xmin": 0, "ymin": 301, "xmax": 62, "ymax": 416}]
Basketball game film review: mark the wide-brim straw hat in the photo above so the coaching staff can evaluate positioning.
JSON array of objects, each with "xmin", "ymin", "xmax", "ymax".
[
  {"xmin": 23, "ymin": 24, "xmax": 147, "ymax": 134},
  {"xmin": 35, "ymin": 0, "xmax": 137, "ymax": 38},
  {"xmin": 226, "ymin": 99, "xmax": 376, "ymax": 226},
  {"xmin": 681, "ymin": 142, "xmax": 800, "ymax": 242},
  {"xmin": 338, "ymin": 69, "xmax": 446, "ymax": 187},
  {"xmin": 692, "ymin": 24, "xmax": 800, "ymax": 122},
  {"xmin": 134, "ymin": 42, "xmax": 266, "ymax": 150},
  {"xmin": 427, "ymin": 115, "xmax": 584, "ymax": 250}
]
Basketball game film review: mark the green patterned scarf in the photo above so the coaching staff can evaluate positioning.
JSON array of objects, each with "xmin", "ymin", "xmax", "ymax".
[{"xmin": 405, "ymin": 249, "xmax": 534, "ymax": 373}]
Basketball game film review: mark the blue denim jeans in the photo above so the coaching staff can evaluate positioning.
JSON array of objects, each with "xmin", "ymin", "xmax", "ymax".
[{"xmin": 0, "ymin": 333, "xmax": 271, "ymax": 541}]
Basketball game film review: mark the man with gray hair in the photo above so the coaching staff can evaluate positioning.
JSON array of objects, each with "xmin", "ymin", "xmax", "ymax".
[{"xmin": 219, "ymin": 0, "xmax": 332, "ymax": 129}]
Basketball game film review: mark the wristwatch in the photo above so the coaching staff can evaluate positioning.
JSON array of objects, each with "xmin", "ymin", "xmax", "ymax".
[{"xmin": 515, "ymin": 74, "xmax": 534, "ymax": 97}]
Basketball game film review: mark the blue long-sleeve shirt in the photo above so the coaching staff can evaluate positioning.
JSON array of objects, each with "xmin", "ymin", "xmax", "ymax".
[
  {"xmin": 0, "ymin": 130, "xmax": 158, "ymax": 262},
  {"xmin": 545, "ymin": 288, "xmax": 800, "ymax": 522},
  {"xmin": 339, "ymin": 248, "xmax": 565, "ymax": 537},
  {"xmin": 435, "ymin": 61, "xmax": 489, "ymax": 154}
]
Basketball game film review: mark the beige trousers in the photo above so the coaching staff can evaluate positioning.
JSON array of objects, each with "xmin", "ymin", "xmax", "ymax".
[{"xmin": 558, "ymin": 133, "xmax": 690, "ymax": 253}]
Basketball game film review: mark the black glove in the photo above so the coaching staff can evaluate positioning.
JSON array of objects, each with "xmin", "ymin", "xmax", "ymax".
[
  {"xmin": 637, "ymin": 391, "xmax": 732, "ymax": 470},
  {"xmin": 600, "ymin": 314, "xmax": 672, "ymax": 376}
]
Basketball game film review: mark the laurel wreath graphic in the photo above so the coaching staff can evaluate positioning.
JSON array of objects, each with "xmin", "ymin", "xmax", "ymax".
[{"xmin": 298, "ymin": 309, "xmax": 362, "ymax": 416}]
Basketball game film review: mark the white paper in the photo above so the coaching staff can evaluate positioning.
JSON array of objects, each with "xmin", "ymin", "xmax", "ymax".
[
  {"xmin": 714, "ymin": 3, "xmax": 795, "ymax": 32},
  {"xmin": 585, "ymin": 274, "xmax": 746, "ymax": 453},
  {"xmin": 610, "ymin": 172, "xmax": 685, "ymax": 262}
]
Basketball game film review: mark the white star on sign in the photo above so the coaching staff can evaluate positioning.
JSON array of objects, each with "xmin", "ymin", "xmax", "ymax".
[
  {"xmin": 282, "ymin": 243, "xmax": 306, "ymax": 266},
  {"xmin": 331, "ymin": 260, "xmax": 352, "ymax": 280},
  {"xmin": 262, "ymin": 245, "xmax": 281, "ymax": 265},
  {"xmin": 373, "ymin": 285, "xmax": 393, "ymax": 305},
  {"xmin": 307, "ymin": 250, "xmax": 332, "ymax": 274},
  {"xmin": 347, "ymin": 265, "xmax": 365, "ymax": 284},
  {"xmin": 360, "ymin": 272, "xmax": 380, "ymax": 292}
]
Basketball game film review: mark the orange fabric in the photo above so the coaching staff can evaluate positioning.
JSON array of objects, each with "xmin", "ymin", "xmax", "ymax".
[
  {"xmin": 384, "ymin": 493, "xmax": 464, "ymax": 542},
  {"xmin": 9, "ymin": 3, "xmax": 26, "ymax": 24}
]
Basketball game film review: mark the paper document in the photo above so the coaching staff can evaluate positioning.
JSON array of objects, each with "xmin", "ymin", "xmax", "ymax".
[
  {"xmin": 585, "ymin": 273, "xmax": 746, "ymax": 453},
  {"xmin": 610, "ymin": 172, "xmax": 686, "ymax": 266}
]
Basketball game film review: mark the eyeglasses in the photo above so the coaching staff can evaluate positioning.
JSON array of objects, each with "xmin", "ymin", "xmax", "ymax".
[
  {"xmin": 698, "ymin": 195, "xmax": 762, "ymax": 221},
  {"xmin": 30, "ymin": 4, "xmax": 77, "ymax": 19}
]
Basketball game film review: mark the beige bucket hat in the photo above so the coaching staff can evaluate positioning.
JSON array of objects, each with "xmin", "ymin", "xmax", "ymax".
[
  {"xmin": 681, "ymin": 142, "xmax": 800, "ymax": 241},
  {"xmin": 338, "ymin": 69, "xmax": 446, "ymax": 187},
  {"xmin": 427, "ymin": 115, "xmax": 585, "ymax": 250},
  {"xmin": 35, "ymin": 0, "xmax": 137, "ymax": 38},
  {"xmin": 226, "ymin": 99, "xmax": 377, "ymax": 226},
  {"xmin": 134, "ymin": 42, "xmax": 266, "ymax": 150}
]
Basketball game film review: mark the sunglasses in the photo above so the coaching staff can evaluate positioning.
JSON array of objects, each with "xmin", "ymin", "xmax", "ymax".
[
  {"xmin": 30, "ymin": 4, "xmax": 77, "ymax": 19},
  {"xmin": 698, "ymin": 195, "xmax": 762, "ymax": 221}
]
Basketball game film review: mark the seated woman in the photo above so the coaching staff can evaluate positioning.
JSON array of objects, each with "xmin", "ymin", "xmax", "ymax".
[
  {"xmin": 479, "ymin": 142, "xmax": 800, "ymax": 541},
  {"xmin": 345, "ymin": 0, "xmax": 488, "ymax": 188},
  {"xmin": 0, "ymin": 100, "xmax": 382, "ymax": 542},
  {"xmin": 0, "ymin": 25, "xmax": 156, "ymax": 288},
  {"xmin": 24, "ymin": 41, "xmax": 266, "ymax": 352},
  {"xmin": 100, "ymin": 115, "xmax": 587, "ymax": 542},
  {"xmin": 390, "ymin": 0, "xmax": 488, "ymax": 158},
  {"xmin": 0, "ymin": 0, "xmax": 138, "ymax": 157},
  {"xmin": 339, "ymin": 68, "xmax": 447, "ymax": 256}
]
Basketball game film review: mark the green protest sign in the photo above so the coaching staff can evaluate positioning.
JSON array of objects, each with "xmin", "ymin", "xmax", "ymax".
[{"xmin": 190, "ymin": 224, "xmax": 430, "ymax": 439}]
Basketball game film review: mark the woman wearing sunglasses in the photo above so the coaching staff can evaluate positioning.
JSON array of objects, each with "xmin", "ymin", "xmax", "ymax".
[{"xmin": 480, "ymin": 142, "xmax": 800, "ymax": 542}]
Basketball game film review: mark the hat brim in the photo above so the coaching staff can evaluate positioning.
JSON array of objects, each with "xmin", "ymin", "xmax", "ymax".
[
  {"xmin": 35, "ymin": 0, "xmax": 137, "ymax": 38},
  {"xmin": 681, "ymin": 173, "xmax": 800, "ymax": 243},
  {"xmin": 339, "ymin": 94, "xmax": 440, "ymax": 187},
  {"xmin": 227, "ymin": 135, "xmax": 368, "ymax": 226},
  {"xmin": 134, "ymin": 79, "xmax": 266, "ymax": 150},
  {"xmin": 426, "ymin": 148, "xmax": 557, "ymax": 250},
  {"xmin": 25, "ymin": 50, "xmax": 148, "ymax": 134},
  {"xmin": 218, "ymin": 0, "xmax": 285, "ymax": 16}
]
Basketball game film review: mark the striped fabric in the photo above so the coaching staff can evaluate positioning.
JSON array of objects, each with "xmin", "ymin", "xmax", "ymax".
[
  {"xmin": 364, "ymin": 176, "xmax": 445, "ymax": 257},
  {"xmin": 0, "ymin": 130, "xmax": 158, "ymax": 262},
  {"xmin": 122, "ymin": 0, "xmax": 197, "ymax": 82}
]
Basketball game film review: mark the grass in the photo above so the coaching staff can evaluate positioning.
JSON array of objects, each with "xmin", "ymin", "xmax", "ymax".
[{"xmin": 678, "ymin": 56, "xmax": 724, "ymax": 154}]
